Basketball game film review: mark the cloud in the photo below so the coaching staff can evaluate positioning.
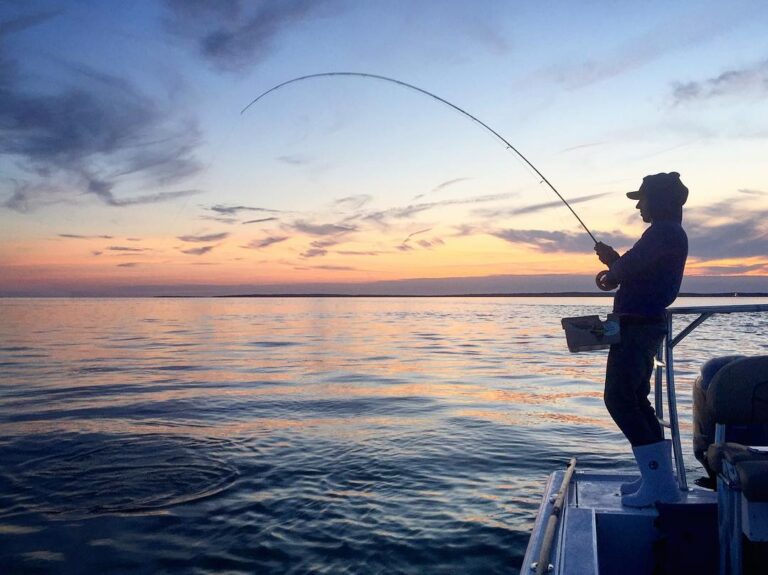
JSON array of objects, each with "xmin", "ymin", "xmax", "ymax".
[
  {"xmin": 208, "ymin": 204, "xmax": 280, "ymax": 215},
  {"xmin": 163, "ymin": 0, "xmax": 333, "ymax": 72},
  {"xmin": 673, "ymin": 59, "xmax": 768, "ymax": 103},
  {"xmin": 691, "ymin": 262, "xmax": 768, "ymax": 275},
  {"xmin": 686, "ymin": 198, "xmax": 768, "ymax": 259},
  {"xmin": 291, "ymin": 220, "xmax": 356, "ymax": 236},
  {"xmin": 242, "ymin": 217, "xmax": 279, "ymax": 224},
  {"xmin": 177, "ymin": 232, "xmax": 230, "ymax": 243},
  {"xmin": 418, "ymin": 238, "xmax": 444, "ymax": 249},
  {"xmin": 200, "ymin": 215, "xmax": 239, "ymax": 225},
  {"xmin": 529, "ymin": 15, "xmax": 735, "ymax": 90},
  {"xmin": 0, "ymin": 18, "xmax": 203, "ymax": 212},
  {"xmin": 490, "ymin": 195, "xmax": 768, "ymax": 260},
  {"xmin": 361, "ymin": 192, "xmax": 515, "ymax": 226},
  {"xmin": 108, "ymin": 246, "xmax": 148, "ymax": 253},
  {"xmin": 59, "ymin": 234, "xmax": 113, "ymax": 239},
  {"xmin": 431, "ymin": 177, "xmax": 470, "ymax": 193},
  {"xmin": 181, "ymin": 245, "xmax": 215, "ymax": 255},
  {"xmin": 244, "ymin": 236, "xmax": 289, "ymax": 249},
  {"xmin": 492, "ymin": 228, "xmax": 632, "ymax": 253},
  {"xmin": 277, "ymin": 154, "xmax": 311, "ymax": 165},
  {"xmin": 479, "ymin": 192, "xmax": 612, "ymax": 218},
  {"xmin": 396, "ymin": 228, "xmax": 445, "ymax": 252},
  {"xmin": 336, "ymin": 250, "xmax": 387, "ymax": 256},
  {"xmin": 91, "ymin": 250, "xmax": 102, "ymax": 256},
  {"xmin": 397, "ymin": 228, "xmax": 429, "ymax": 251},
  {"xmin": 738, "ymin": 188, "xmax": 767, "ymax": 196},
  {"xmin": 334, "ymin": 194, "xmax": 372, "ymax": 210},
  {"xmin": 558, "ymin": 142, "xmax": 605, "ymax": 154},
  {"xmin": 86, "ymin": 182, "xmax": 202, "ymax": 207},
  {"xmin": 300, "ymin": 248, "xmax": 327, "ymax": 258},
  {"xmin": 295, "ymin": 264, "xmax": 357, "ymax": 271},
  {"xmin": 116, "ymin": 262, "xmax": 139, "ymax": 268}
]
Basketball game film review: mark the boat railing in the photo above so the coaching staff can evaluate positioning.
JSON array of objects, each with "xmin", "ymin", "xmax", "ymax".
[
  {"xmin": 533, "ymin": 457, "xmax": 577, "ymax": 575},
  {"xmin": 656, "ymin": 303, "xmax": 768, "ymax": 490}
]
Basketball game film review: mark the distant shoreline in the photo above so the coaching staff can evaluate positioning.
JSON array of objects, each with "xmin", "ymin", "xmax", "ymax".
[
  {"xmin": 154, "ymin": 292, "xmax": 768, "ymax": 299},
  {"xmin": 4, "ymin": 292, "xmax": 768, "ymax": 299}
]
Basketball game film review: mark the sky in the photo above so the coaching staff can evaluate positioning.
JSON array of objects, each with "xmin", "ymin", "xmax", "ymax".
[{"xmin": 1, "ymin": 0, "xmax": 767, "ymax": 296}]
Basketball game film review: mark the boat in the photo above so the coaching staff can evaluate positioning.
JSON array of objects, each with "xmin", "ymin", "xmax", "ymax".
[{"xmin": 523, "ymin": 303, "xmax": 768, "ymax": 575}]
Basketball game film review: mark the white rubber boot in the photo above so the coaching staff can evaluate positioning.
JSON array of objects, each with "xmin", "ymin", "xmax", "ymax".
[
  {"xmin": 620, "ymin": 439, "xmax": 672, "ymax": 494},
  {"xmin": 620, "ymin": 476, "xmax": 642, "ymax": 495},
  {"xmin": 622, "ymin": 440, "xmax": 681, "ymax": 508}
]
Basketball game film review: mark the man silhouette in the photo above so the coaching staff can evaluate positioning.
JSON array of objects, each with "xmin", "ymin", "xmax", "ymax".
[{"xmin": 594, "ymin": 172, "xmax": 689, "ymax": 507}]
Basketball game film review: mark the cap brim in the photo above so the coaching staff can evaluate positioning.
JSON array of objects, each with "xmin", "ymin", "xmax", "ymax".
[{"xmin": 626, "ymin": 191, "xmax": 643, "ymax": 200}]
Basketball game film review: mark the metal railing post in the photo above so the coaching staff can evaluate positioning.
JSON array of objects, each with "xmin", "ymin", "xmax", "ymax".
[{"xmin": 664, "ymin": 313, "xmax": 688, "ymax": 490}]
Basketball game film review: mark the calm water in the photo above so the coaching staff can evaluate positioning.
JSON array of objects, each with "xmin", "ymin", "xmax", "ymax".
[{"xmin": 1, "ymin": 297, "xmax": 767, "ymax": 574}]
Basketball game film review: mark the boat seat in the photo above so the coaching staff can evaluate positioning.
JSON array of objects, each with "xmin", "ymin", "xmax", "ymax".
[
  {"xmin": 706, "ymin": 443, "xmax": 768, "ymax": 502},
  {"xmin": 704, "ymin": 356, "xmax": 768, "ymax": 575},
  {"xmin": 694, "ymin": 356, "xmax": 768, "ymax": 483}
]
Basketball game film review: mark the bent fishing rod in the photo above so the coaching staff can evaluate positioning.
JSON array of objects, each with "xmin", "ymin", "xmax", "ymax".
[
  {"xmin": 242, "ymin": 72, "xmax": 598, "ymax": 245},
  {"xmin": 242, "ymin": 72, "xmax": 615, "ymax": 290}
]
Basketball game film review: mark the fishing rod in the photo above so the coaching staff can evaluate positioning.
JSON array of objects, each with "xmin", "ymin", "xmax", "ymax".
[
  {"xmin": 243, "ymin": 73, "xmax": 616, "ymax": 291},
  {"xmin": 241, "ymin": 71, "xmax": 599, "ymax": 245}
]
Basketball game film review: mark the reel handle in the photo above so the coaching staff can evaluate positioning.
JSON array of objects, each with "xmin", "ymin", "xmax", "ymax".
[{"xmin": 595, "ymin": 270, "xmax": 618, "ymax": 291}]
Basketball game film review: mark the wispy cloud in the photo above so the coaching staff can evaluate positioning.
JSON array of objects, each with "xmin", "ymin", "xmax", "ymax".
[
  {"xmin": 277, "ymin": 154, "xmax": 311, "ymax": 165},
  {"xmin": 116, "ymin": 262, "xmax": 139, "ymax": 268},
  {"xmin": 673, "ymin": 59, "xmax": 768, "ymax": 103},
  {"xmin": 300, "ymin": 248, "xmax": 327, "ymax": 258},
  {"xmin": 691, "ymin": 261, "xmax": 768, "ymax": 275},
  {"xmin": 181, "ymin": 245, "xmax": 215, "ymax": 255},
  {"xmin": 432, "ymin": 177, "xmax": 469, "ymax": 193},
  {"xmin": 177, "ymin": 232, "xmax": 230, "ymax": 243},
  {"xmin": 397, "ymin": 228, "xmax": 445, "ymax": 252},
  {"xmin": 294, "ymin": 264, "xmax": 358, "ymax": 272},
  {"xmin": 492, "ymin": 228, "xmax": 632, "ymax": 253},
  {"xmin": 244, "ymin": 236, "xmax": 289, "ymax": 249},
  {"xmin": 0, "ymin": 15, "xmax": 202, "ymax": 212},
  {"xmin": 477, "ymin": 192, "xmax": 611, "ymax": 218},
  {"xmin": 334, "ymin": 194, "xmax": 372, "ymax": 210},
  {"xmin": 242, "ymin": 217, "xmax": 279, "ymax": 224},
  {"xmin": 108, "ymin": 246, "xmax": 149, "ymax": 253},
  {"xmin": 737, "ymin": 188, "xmax": 767, "ymax": 196},
  {"xmin": 558, "ymin": 142, "xmax": 605, "ymax": 154},
  {"xmin": 530, "ymin": 15, "xmax": 737, "ymax": 90},
  {"xmin": 59, "ymin": 233, "xmax": 114, "ymax": 240},
  {"xmin": 336, "ymin": 250, "xmax": 388, "ymax": 256},
  {"xmin": 208, "ymin": 204, "xmax": 281, "ymax": 216},
  {"xmin": 291, "ymin": 220, "xmax": 357, "ymax": 236},
  {"xmin": 413, "ymin": 177, "xmax": 470, "ymax": 201},
  {"xmin": 200, "ymin": 215, "xmax": 239, "ymax": 225},
  {"xmin": 402, "ymin": 228, "xmax": 431, "ymax": 243},
  {"xmin": 686, "ymin": 197, "xmax": 768, "ymax": 259},
  {"xmin": 87, "ymin": 183, "xmax": 202, "ymax": 207},
  {"xmin": 163, "ymin": 0, "xmax": 334, "ymax": 72},
  {"xmin": 361, "ymin": 192, "xmax": 516, "ymax": 226}
]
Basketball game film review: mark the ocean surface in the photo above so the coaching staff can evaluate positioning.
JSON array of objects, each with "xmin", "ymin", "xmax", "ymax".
[{"xmin": 1, "ymin": 296, "xmax": 767, "ymax": 574}]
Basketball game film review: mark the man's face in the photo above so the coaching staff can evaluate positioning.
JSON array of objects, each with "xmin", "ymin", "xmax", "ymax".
[{"xmin": 636, "ymin": 195, "xmax": 652, "ymax": 223}]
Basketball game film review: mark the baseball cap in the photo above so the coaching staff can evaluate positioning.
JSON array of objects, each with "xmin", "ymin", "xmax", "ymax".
[{"xmin": 627, "ymin": 172, "xmax": 688, "ymax": 205}]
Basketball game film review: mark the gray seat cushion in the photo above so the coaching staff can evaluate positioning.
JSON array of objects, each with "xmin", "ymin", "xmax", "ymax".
[{"xmin": 706, "ymin": 442, "xmax": 768, "ymax": 501}]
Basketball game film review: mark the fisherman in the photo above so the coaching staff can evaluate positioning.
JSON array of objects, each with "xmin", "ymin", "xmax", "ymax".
[{"xmin": 594, "ymin": 172, "xmax": 689, "ymax": 507}]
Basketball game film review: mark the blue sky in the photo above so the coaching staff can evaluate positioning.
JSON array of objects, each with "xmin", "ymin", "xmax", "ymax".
[{"xmin": 1, "ymin": 0, "xmax": 767, "ymax": 295}]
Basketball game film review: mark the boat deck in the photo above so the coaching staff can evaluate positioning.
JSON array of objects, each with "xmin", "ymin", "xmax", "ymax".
[
  {"xmin": 523, "ymin": 470, "xmax": 718, "ymax": 575},
  {"xmin": 574, "ymin": 471, "xmax": 716, "ymax": 513}
]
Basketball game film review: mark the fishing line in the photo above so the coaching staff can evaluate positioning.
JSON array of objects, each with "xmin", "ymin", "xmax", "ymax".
[{"xmin": 241, "ymin": 72, "xmax": 598, "ymax": 245}]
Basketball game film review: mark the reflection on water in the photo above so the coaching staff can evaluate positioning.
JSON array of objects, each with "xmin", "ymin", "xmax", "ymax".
[{"xmin": 1, "ymin": 297, "xmax": 766, "ymax": 574}]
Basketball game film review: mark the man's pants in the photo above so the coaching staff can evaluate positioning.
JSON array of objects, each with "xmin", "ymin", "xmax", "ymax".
[{"xmin": 604, "ymin": 320, "xmax": 667, "ymax": 447}]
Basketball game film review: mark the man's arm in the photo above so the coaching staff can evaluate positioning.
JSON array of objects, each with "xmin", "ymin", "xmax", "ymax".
[{"xmin": 608, "ymin": 228, "xmax": 667, "ymax": 283}]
